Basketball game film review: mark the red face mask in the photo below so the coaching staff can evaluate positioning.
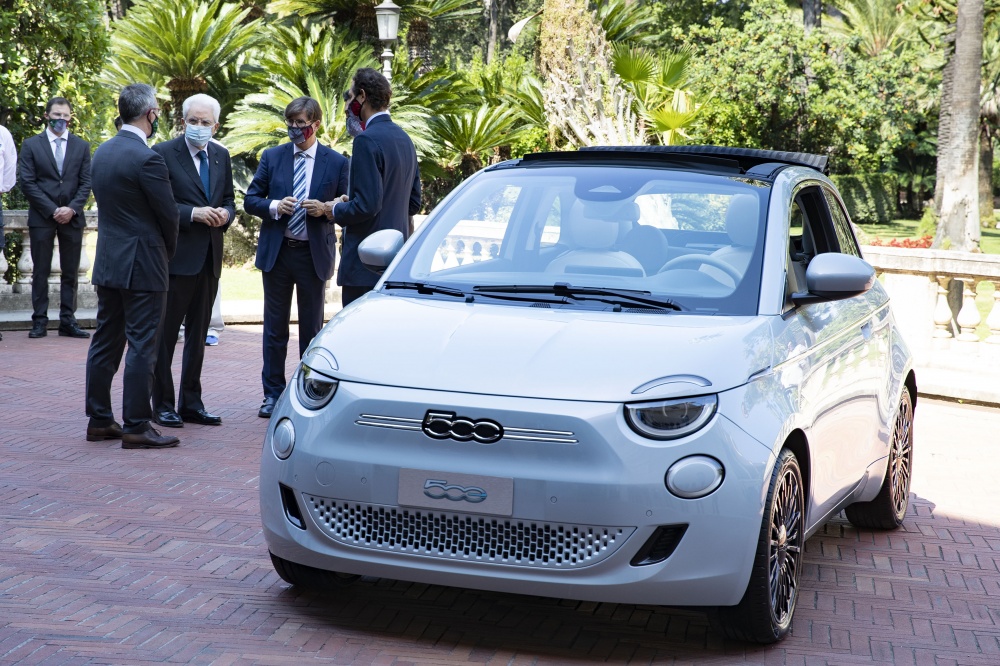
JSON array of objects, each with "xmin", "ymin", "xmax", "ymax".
[{"xmin": 348, "ymin": 98, "xmax": 366, "ymax": 131}]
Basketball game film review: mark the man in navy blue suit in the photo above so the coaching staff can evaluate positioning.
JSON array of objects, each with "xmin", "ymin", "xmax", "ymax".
[
  {"xmin": 329, "ymin": 68, "xmax": 421, "ymax": 307},
  {"xmin": 244, "ymin": 97, "xmax": 349, "ymax": 418}
]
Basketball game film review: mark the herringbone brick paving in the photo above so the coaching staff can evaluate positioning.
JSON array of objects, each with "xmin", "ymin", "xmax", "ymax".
[{"xmin": 1, "ymin": 326, "xmax": 998, "ymax": 664}]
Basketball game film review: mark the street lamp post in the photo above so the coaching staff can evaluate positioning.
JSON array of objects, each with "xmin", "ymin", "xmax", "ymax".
[{"xmin": 374, "ymin": 0, "xmax": 401, "ymax": 83}]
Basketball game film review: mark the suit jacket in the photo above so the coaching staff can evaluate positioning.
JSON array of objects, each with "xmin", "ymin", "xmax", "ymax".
[
  {"xmin": 333, "ymin": 114, "xmax": 421, "ymax": 287},
  {"xmin": 18, "ymin": 131, "xmax": 92, "ymax": 229},
  {"xmin": 245, "ymin": 141, "xmax": 349, "ymax": 282},
  {"xmin": 152, "ymin": 137, "xmax": 235, "ymax": 277},
  {"xmin": 90, "ymin": 130, "xmax": 180, "ymax": 292}
]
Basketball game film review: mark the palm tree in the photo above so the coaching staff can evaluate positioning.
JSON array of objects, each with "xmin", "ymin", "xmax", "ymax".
[
  {"xmin": 103, "ymin": 0, "xmax": 264, "ymax": 134},
  {"xmin": 224, "ymin": 21, "xmax": 376, "ymax": 158},
  {"xmin": 611, "ymin": 44, "xmax": 701, "ymax": 145},
  {"xmin": 829, "ymin": 0, "xmax": 916, "ymax": 57},
  {"xmin": 935, "ymin": 0, "xmax": 985, "ymax": 250},
  {"xmin": 430, "ymin": 105, "xmax": 522, "ymax": 177},
  {"xmin": 407, "ymin": 0, "xmax": 480, "ymax": 71}
]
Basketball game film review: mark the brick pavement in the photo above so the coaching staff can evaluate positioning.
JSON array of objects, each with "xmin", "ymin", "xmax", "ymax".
[{"xmin": 1, "ymin": 326, "xmax": 999, "ymax": 665}]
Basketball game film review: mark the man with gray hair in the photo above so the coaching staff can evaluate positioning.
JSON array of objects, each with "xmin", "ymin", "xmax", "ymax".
[
  {"xmin": 150, "ymin": 93, "xmax": 235, "ymax": 429},
  {"xmin": 85, "ymin": 83, "xmax": 180, "ymax": 449}
]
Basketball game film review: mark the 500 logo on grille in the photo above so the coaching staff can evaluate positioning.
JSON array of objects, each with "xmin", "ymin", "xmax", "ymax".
[
  {"xmin": 422, "ymin": 410, "xmax": 504, "ymax": 443},
  {"xmin": 423, "ymin": 479, "xmax": 487, "ymax": 503}
]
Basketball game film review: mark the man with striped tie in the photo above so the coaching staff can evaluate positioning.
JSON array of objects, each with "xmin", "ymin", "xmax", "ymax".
[{"xmin": 244, "ymin": 97, "xmax": 350, "ymax": 418}]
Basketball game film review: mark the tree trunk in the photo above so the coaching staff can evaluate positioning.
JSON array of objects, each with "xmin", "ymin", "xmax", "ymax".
[
  {"xmin": 980, "ymin": 124, "xmax": 995, "ymax": 226},
  {"xmin": 803, "ymin": 0, "xmax": 822, "ymax": 31},
  {"xmin": 406, "ymin": 18, "xmax": 432, "ymax": 74},
  {"xmin": 486, "ymin": 0, "xmax": 501, "ymax": 64},
  {"xmin": 934, "ymin": 44, "xmax": 956, "ymax": 216},
  {"xmin": 934, "ymin": 0, "xmax": 984, "ymax": 251}
]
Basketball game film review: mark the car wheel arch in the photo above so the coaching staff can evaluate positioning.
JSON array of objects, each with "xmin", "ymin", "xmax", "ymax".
[{"xmin": 781, "ymin": 430, "xmax": 811, "ymax": 523}]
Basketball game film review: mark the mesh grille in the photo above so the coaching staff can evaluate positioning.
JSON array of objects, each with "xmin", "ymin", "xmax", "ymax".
[{"xmin": 306, "ymin": 496, "xmax": 633, "ymax": 569}]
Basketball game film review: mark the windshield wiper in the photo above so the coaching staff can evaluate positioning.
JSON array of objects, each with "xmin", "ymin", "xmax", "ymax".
[
  {"xmin": 473, "ymin": 283, "xmax": 682, "ymax": 311},
  {"xmin": 383, "ymin": 281, "xmax": 469, "ymax": 299}
]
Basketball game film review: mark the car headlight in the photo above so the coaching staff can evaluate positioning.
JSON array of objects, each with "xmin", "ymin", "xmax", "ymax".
[
  {"xmin": 296, "ymin": 349, "xmax": 340, "ymax": 410},
  {"xmin": 625, "ymin": 395, "xmax": 718, "ymax": 440}
]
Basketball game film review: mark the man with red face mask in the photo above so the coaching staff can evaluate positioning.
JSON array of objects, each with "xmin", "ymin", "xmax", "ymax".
[{"xmin": 244, "ymin": 96, "xmax": 349, "ymax": 419}]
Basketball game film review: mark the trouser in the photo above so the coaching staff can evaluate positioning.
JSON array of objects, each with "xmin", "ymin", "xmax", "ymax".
[
  {"xmin": 29, "ymin": 223, "xmax": 83, "ymax": 326},
  {"xmin": 341, "ymin": 284, "xmax": 372, "ymax": 307},
  {"xmin": 85, "ymin": 286, "xmax": 166, "ymax": 433}
]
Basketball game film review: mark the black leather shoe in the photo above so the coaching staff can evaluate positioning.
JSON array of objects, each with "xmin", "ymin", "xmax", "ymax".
[
  {"xmin": 258, "ymin": 396, "xmax": 277, "ymax": 418},
  {"xmin": 152, "ymin": 409, "xmax": 184, "ymax": 428},
  {"xmin": 122, "ymin": 426, "xmax": 179, "ymax": 449},
  {"xmin": 86, "ymin": 421, "xmax": 123, "ymax": 442},
  {"xmin": 180, "ymin": 408, "xmax": 222, "ymax": 426},
  {"xmin": 28, "ymin": 322, "xmax": 47, "ymax": 338},
  {"xmin": 58, "ymin": 322, "xmax": 90, "ymax": 338}
]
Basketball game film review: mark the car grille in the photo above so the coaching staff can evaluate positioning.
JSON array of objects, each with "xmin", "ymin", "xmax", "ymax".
[{"xmin": 305, "ymin": 496, "xmax": 634, "ymax": 569}]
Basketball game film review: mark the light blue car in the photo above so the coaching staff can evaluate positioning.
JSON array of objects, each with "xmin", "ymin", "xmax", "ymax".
[{"xmin": 260, "ymin": 146, "xmax": 916, "ymax": 643}]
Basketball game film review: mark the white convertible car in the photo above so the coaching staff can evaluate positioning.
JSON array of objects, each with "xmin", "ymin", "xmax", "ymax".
[{"xmin": 260, "ymin": 146, "xmax": 916, "ymax": 643}]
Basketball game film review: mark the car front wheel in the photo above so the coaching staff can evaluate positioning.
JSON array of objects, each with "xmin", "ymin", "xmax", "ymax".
[
  {"xmin": 270, "ymin": 553, "xmax": 360, "ymax": 590},
  {"xmin": 712, "ymin": 448, "xmax": 804, "ymax": 643},
  {"xmin": 845, "ymin": 388, "xmax": 914, "ymax": 530}
]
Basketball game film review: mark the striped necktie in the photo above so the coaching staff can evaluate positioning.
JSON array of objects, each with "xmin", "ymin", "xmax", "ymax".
[{"xmin": 288, "ymin": 152, "xmax": 308, "ymax": 237}]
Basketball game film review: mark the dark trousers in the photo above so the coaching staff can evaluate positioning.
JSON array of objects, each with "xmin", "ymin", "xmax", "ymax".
[
  {"xmin": 341, "ymin": 284, "xmax": 372, "ymax": 307},
  {"xmin": 152, "ymin": 254, "xmax": 218, "ymax": 414},
  {"xmin": 261, "ymin": 240, "xmax": 326, "ymax": 399},
  {"xmin": 29, "ymin": 223, "xmax": 83, "ymax": 326},
  {"xmin": 85, "ymin": 285, "xmax": 166, "ymax": 433}
]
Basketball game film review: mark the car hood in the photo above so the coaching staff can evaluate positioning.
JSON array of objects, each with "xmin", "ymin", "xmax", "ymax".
[{"xmin": 313, "ymin": 294, "xmax": 774, "ymax": 402}]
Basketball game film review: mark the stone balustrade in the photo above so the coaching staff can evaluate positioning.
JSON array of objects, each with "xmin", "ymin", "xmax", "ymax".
[{"xmin": 0, "ymin": 210, "xmax": 99, "ymax": 310}]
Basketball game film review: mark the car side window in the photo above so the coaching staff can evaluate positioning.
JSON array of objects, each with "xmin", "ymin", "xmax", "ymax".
[
  {"xmin": 822, "ymin": 188, "xmax": 862, "ymax": 257},
  {"xmin": 540, "ymin": 194, "xmax": 562, "ymax": 247},
  {"xmin": 785, "ymin": 186, "xmax": 836, "ymax": 309}
]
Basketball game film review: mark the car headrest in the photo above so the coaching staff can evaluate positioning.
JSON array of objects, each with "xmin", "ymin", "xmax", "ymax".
[
  {"xmin": 726, "ymin": 194, "xmax": 760, "ymax": 247},
  {"xmin": 566, "ymin": 201, "xmax": 637, "ymax": 249}
]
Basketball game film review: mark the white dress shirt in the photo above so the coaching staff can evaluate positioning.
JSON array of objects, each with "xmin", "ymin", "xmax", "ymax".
[
  {"xmin": 46, "ymin": 127, "xmax": 70, "ymax": 163},
  {"xmin": 121, "ymin": 123, "xmax": 148, "ymax": 143},
  {"xmin": 269, "ymin": 140, "xmax": 318, "ymax": 241},
  {"xmin": 0, "ymin": 124, "xmax": 16, "ymax": 194}
]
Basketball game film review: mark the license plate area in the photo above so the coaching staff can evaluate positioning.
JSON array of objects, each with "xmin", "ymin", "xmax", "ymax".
[{"xmin": 398, "ymin": 468, "xmax": 514, "ymax": 517}]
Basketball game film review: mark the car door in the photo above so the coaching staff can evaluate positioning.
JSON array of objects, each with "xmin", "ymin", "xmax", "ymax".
[{"xmin": 781, "ymin": 184, "xmax": 881, "ymax": 524}]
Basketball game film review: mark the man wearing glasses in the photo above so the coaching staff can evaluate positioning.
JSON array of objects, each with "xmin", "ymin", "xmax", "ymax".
[
  {"xmin": 244, "ymin": 96, "xmax": 349, "ymax": 418},
  {"xmin": 85, "ymin": 83, "xmax": 180, "ymax": 449},
  {"xmin": 18, "ymin": 97, "xmax": 93, "ymax": 340},
  {"xmin": 149, "ymin": 94, "xmax": 235, "ymax": 430}
]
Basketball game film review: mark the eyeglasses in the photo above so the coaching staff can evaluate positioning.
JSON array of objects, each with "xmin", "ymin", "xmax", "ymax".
[{"xmin": 285, "ymin": 119, "xmax": 313, "ymax": 128}]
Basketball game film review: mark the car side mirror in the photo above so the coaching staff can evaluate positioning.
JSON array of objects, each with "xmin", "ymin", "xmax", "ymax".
[
  {"xmin": 358, "ymin": 229, "xmax": 405, "ymax": 274},
  {"xmin": 791, "ymin": 252, "xmax": 875, "ymax": 306}
]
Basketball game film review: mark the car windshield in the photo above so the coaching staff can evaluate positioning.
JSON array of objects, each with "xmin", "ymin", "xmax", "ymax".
[{"xmin": 387, "ymin": 164, "xmax": 772, "ymax": 315}]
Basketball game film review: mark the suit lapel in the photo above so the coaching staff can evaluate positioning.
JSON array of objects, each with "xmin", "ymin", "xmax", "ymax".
[
  {"xmin": 39, "ymin": 132, "xmax": 60, "ymax": 175},
  {"xmin": 309, "ymin": 146, "xmax": 327, "ymax": 199},
  {"xmin": 174, "ymin": 138, "xmax": 206, "ymax": 202},
  {"xmin": 207, "ymin": 142, "xmax": 225, "ymax": 204}
]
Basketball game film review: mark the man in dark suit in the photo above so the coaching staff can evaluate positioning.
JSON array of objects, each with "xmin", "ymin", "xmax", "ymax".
[
  {"xmin": 18, "ymin": 97, "xmax": 93, "ymax": 339},
  {"xmin": 150, "ymin": 94, "xmax": 235, "ymax": 429},
  {"xmin": 330, "ymin": 68, "xmax": 421, "ymax": 306},
  {"xmin": 244, "ymin": 96, "xmax": 349, "ymax": 418},
  {"xmin": 84, "ymin": 83, "xmax": 180, "ymax": 449}
]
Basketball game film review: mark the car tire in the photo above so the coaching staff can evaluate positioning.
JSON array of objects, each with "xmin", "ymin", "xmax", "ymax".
[
  {"xmin": 270, "ymin": 553, "xmax": 360, "ymax": 589},
  {"xmin": 711, "ymin": 448, "xmax": 804, "ymax": 644},
  {"xmin": 845, "ymin": 389, "xmax": 914, "ymax": 530}
]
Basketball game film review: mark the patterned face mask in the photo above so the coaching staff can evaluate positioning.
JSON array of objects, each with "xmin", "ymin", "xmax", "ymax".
[{"xmin": 346, "ymin": 100, "xmax": 365, "ymax": 137}]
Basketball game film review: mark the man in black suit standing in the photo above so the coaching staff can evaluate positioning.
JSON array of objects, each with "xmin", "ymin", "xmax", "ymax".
[
  {"xmin": 244, "ymin": 97, "xmax": 349, "ymax": 418},
  {"xmin": 329, "ymin": 68, "xmax": 421, "ymax": 306},
  {"xmin": 18, "ymin": 97, "xmax": 93, "ymax": 339},
  {"xmin": 84, "ymin": 83, "xmax": 180, "ymax": 449},
  {"xmin": 150, "ymin": 94, "xmax": 234, "ymax": 429}
]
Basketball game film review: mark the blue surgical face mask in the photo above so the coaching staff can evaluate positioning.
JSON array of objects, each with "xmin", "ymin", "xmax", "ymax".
[{"xmin": 185, "ymin": 123, "xmax": 213, "ymax": 147}]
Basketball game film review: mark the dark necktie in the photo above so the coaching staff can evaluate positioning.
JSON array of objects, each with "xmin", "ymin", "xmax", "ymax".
[{"xmin": 198, "ymin": 150, "xmax": 210, "ymax": 200}]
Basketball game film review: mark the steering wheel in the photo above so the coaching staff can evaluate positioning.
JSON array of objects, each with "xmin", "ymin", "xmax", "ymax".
[{"xmin": 658, "ymin": 253, "xmax": 743, "ymax": 282}]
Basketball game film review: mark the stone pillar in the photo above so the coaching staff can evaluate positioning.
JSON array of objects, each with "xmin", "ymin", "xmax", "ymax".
[
  {"xmin": 78, "ymin": 226, "xmax": 93, "ymax": 289},
  {"xmin": 13, "ymin": 232, "xmax": 33, "ymax": 294},
  {"xmin": 955, "ymin": 277, "xmax": 981, "ymax": 342},
  {"xmin": 932, "ymin": 276, "xmax": 954, "ymax": 338}
]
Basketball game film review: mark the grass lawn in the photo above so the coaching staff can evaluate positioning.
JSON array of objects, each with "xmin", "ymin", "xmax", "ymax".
[{"xmin": 220, "ymin": 266, "xmax": 263, "ymax": 301}]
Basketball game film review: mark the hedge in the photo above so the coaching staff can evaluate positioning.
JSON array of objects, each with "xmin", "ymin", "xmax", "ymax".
[{"xmin": 829, "ymin": 173, "xmax": 899, "ymax": 225}]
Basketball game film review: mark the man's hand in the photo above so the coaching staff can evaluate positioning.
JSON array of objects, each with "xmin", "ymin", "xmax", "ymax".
[
  {"xmin": 193, "ymin": 206, "xmax": 226, "ymax": 226},
  {"xmin": 300, "ymin": 198, "xmax": 327, "ymax": 218},
  {"xmin": 275, "ymin": 196, "xmax": 299, "ymax": 217},
  {"xmin": 52, "ymin": 207, "xmax": 75, "ymax": 224}
]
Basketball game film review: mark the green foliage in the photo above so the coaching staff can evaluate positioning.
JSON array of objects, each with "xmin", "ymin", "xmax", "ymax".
[
  {"xmin": 917, "ymin": 204, "xmax": 938, "ymax": 236},
  {"xmin": 595, "ymin": 0, "xmax": 657, "ymax": 44},
  {"xmin": 3, "ymin": 230, "xmax": 22, "ymax": 284},
  {"xmin": 0, "ymin": 0, "xmax": 110, "ymax": 146},
  {"xmin": 611, "ymin": 44, "xmax": 700, "ymax": 144},
  {"xmin": 830, "ymin": 173, "xmax": 900, "ymax": 224},
  {"xmin": 681, "ymin": 0, "xmax": 925, "ymax": 174}
]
